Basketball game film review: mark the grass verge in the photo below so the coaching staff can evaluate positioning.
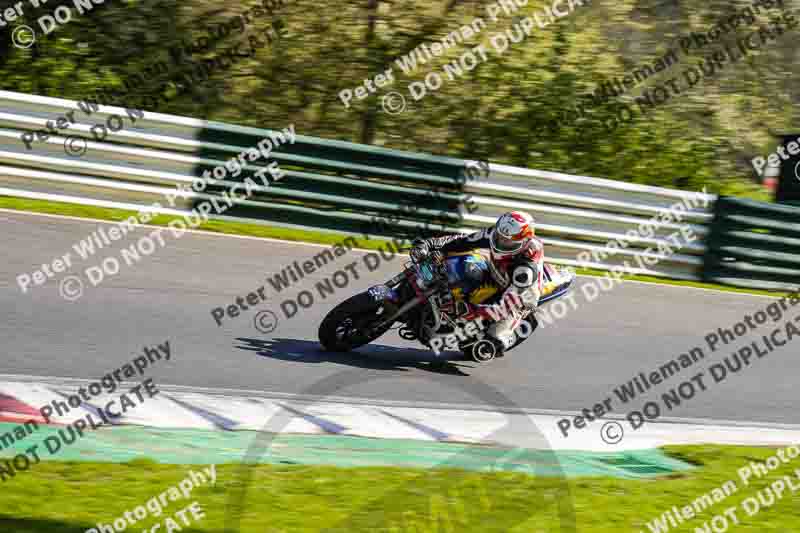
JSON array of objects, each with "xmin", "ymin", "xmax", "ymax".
[
  {"xmin": 0, "ymin": 445, "xmax": 798, "ymax": 532},
  {"xmin": 0, "ymin": 195, "xmax": 790, "ymax": 298}
]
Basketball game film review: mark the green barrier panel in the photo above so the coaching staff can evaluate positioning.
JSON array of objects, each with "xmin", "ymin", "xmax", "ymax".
[
  {"xmin": 0, "ymin": 423, "xmax": 693, "ymax": 479},
  {"xmin": 194, "ymin": 127, "xmax": 470, "ymax": 184},
  {"xmin": 701, "ymin": 273, "xmax": 798, "ymax": 292},
  {"xmin": 715, "ymin": 246, "xmax": 800, "ymax": 268},
  {"xmin": 724, "ymin": 214, "xmax": 800, "ymax": 236},
  {"xmin": 707, "ymin": 259, "xmax": 800, "ymax": 277},
  {"xmin": 185, "ymin": 126, "xmax": 479, "ymax": 237},
  {"xmin": 724, "ymin": 230, "xmax": 800, "ymax": 255},
  {"xmin": 702, "ymin": 196, "xmax": 800, "ymax": 290},
  {"xmin": 724, "ymin": 195, "xmax": 800, "ymax": 216}
]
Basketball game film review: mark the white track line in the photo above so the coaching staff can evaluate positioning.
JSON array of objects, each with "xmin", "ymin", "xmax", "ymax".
[{"xmin": 1, "ymin": 373, "xmax": 797, "ymax": 432}]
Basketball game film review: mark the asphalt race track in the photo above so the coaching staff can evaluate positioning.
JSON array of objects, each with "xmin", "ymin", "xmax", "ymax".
[{"xmin": 2, "ymin": 209, "xmax": 798, "ymax": 426}]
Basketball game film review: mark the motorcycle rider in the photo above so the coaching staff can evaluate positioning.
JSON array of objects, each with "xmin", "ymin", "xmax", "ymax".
[{"xmin": 409, "ymin": 210, "xmax": 544, "ymax": 355}]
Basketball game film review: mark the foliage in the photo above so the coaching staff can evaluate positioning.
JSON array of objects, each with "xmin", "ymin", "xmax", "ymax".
[{"xmin": 1, "ymin": 0, "xmax": 796, "ymax": 196}]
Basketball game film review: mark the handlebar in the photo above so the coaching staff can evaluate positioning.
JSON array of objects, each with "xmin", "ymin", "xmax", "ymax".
[{"xmin": 412, "ymin": 252, "xmax": 448, "ymax": 289}]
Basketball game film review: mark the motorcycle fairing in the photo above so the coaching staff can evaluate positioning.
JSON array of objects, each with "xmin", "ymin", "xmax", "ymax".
[
  {"xmin": 368, "ymin": 284, "xmax": 400, "ymax": 303},
  {"xmin": 539, "ymin": 264, "xmax": 575, "ymax": 304}
]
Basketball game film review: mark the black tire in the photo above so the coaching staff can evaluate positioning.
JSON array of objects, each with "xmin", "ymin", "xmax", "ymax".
[{"xmin": 318, "ymin": 292, "xmax": 393, "ymax": 352}]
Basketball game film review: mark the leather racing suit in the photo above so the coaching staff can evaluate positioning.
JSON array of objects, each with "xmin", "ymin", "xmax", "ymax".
[{"xmin": 412, "ymin": 226, "xmax": 544, "ymax": 350}]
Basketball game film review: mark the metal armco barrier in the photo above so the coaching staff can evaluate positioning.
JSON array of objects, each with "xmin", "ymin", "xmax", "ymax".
[
  {"xmin": 0, "ymin": 90, "xmax": 718, "ymax": 281},
  {"xmin": 703, "ymin": 196, "xmax": 800, "ymax": 292},
  {"xmin": 776, "ymin": 133, "xmax": 800, "ymax": 206}
]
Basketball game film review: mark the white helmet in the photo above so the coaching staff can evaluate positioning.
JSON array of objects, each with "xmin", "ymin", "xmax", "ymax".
[{"xmin": 489, "ymin": 211, "xmax": 536, "ymax": 260}]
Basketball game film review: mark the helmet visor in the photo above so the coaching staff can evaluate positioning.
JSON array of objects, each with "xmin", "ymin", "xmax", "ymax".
[{"xmin": 492, "ymin": 232, "xmax": 524, "ymax": 253}]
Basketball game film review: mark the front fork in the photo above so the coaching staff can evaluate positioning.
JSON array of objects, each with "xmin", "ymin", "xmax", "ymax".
[{"xmin": 366, "ymin": 268, "xmax": 437, "ymax": 331}]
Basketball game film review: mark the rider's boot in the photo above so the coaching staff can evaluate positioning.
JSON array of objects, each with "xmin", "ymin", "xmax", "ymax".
[{"xmin": 486, "ymin": 315, "xmax": 519, "ymax": 357}]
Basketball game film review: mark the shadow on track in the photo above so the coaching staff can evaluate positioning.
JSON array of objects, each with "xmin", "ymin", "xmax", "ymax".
[{"xmin": 235, "ymin": 337, "xmax": 472, "ymax": 375}]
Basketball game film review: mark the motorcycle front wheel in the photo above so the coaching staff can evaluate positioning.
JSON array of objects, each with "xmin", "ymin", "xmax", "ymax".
[{"xmin": 318, "ymin": 292, "xmax": 394, "ymax": 352}]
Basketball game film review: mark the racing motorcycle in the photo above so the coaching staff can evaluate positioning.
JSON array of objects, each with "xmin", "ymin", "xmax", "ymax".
[{"xmin": 318, "ymin": 250, "xmax": 575, "ymax": 363}]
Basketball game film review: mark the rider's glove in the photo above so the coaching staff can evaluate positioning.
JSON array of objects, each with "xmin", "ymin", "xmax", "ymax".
[{"xmin": 409, "ymin": 238, "xmax": 430, "ymax": 263}]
